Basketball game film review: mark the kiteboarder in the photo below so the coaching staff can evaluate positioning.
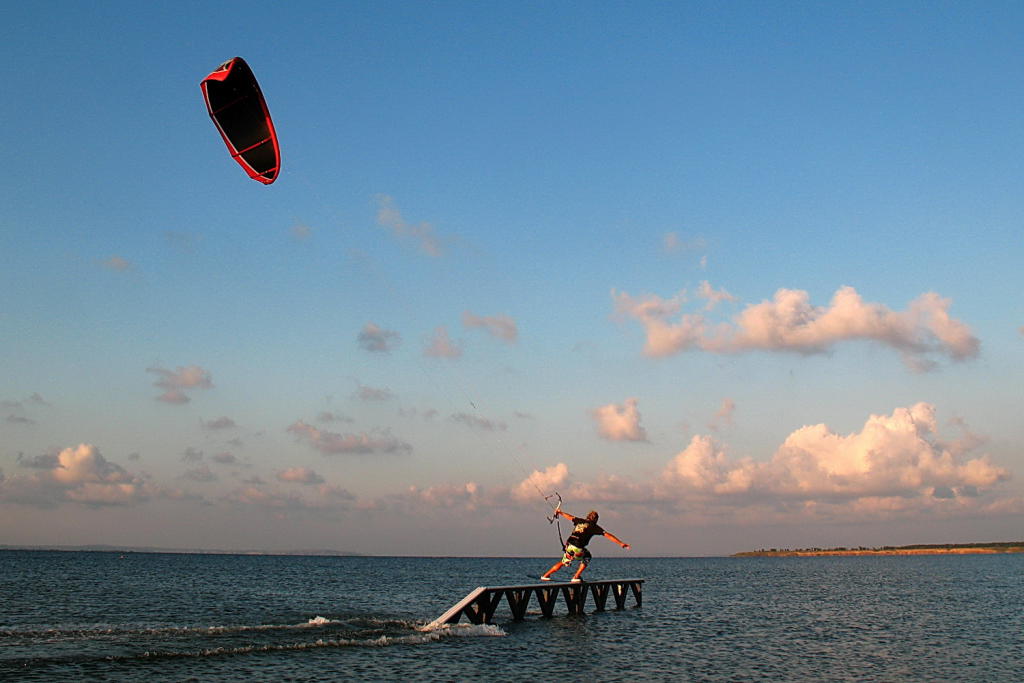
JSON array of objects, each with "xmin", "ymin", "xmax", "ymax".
[{"xmin": 540, "ymin": 509, "xmax": 630, "ymax": 582}]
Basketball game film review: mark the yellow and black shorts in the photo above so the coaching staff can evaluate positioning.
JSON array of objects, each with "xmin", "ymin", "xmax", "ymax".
[{"xmin": 560, "ymin": 544, "xmax": 592, "ymax": 566}]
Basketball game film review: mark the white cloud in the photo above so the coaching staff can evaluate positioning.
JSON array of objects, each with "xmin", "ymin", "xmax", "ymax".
[
  {"xmin": 405, "ymin": 404, "xmax": 1014, "ymax": 527},
  {"xmin": 462, "ymin": 311, "xmax": 518, "ymax": 343},
  {"xmin": 148, "ymin": 365, "xmax": 214, "ymax": 403},
  {"xmin": 376, "ymin": 195, "xmax": 446, "ymax": 257},
  {"xmin": 405, "ymin": 482, "xmax": 482, "ymax": 509},
  {"xmin": 513, "ymin": 463, "xmax": 569, "ymax": 502},
  {"xmin": 287, "ymin": 421, "xmax": 412, "ymax": 455},
  {"xmin": 358, "ymin": 323, "xmax": 400, "ymax": 353},
  {"xmin": 277, "ymin": 467, "xmax": 325, "ymax": 484},
  {"xmin": 0, "ymin": 444, "xmax": 151, "ymax": 507},
  {"xmin": 424, "ymin": 326, "xmax": 463, "ymax": 359},
  {"xmin": 696, "ymin": 281, "xmax": 736, "ymax": 311},
  {"xmin": 614, "ymin": 285, "xmax": 979, "ymax": 370},
  {"xmin": 662, "ymin": 403, "xmax": 1008, "ymax": 504},
  {"xmin": 592, "ymin": 398, "xmax": 648, "ymax": 442}
]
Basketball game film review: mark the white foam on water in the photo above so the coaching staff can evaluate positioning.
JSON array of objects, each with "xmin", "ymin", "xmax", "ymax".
[
  {"xmin": 139, "ymin": 625, "xmax": 505, "ymax": 660},
  {"xmin": 418, "ymin": 622, "xmax": 507, "ymax": 637},
  {"xmin": 3, "ymin": 616, "xmax": 348, "ymax": 641}
]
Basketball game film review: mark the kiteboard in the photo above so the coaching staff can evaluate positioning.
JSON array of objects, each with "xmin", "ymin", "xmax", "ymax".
[{"xmin": 200, "ymin": 57, "xmax": 281, "ymax": 184}]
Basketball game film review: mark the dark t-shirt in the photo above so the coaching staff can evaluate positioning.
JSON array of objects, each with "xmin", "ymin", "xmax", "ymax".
[{"xmin": 566, "ymin": 518, "xmax": 605, "ymax": 549}]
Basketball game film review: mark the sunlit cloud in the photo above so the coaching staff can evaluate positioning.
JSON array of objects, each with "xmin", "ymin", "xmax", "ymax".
[
  {"xmin": 147, "ymin": 365, "xmax": 214, "ymax": 404},
  {"xmin": 404, "ymin": 404, "xmax": 1014, "ymax": 528},
  {"xmin": 101, "ymin": 255, "xmax": 132, "ymax": 271},
  {"xmin": 614, "ymin": 284, "xmax": 979, "ymax": 370},
  {"xmin": 696, "ymin": 281, "xmax": 736, "ymax": 311},
  {"xmin": 287, "ymin": 420, "xmax": 412, "ymax": 455},
  {"xmin": 424, "ymin": 326, "xmax": 463, "ymax": 359},
  {"xmin": 277, "ymin": 467, "xmax": 325, "ymax": 485},
  {"xmin": 0, "ymin": 444, "xmax": 152, "ymax": 507},
  {"xmin": 592, "ymin": 398, "xmax": 648, "ymax": 442},
  {"xmin": 358, "ymin": 322, "xmax": 400, "ymax": 353},
  {"xmin": 463, "ymin": 311, "xmax": 518, "ymax": 343},
  {"xmin": 513, "ymin": 463, "xmax": 569, "ymax": 502},
  {"xmin": 661, "ymin": 403, "xmax": 1008, "ymax": 506},
  {"xmin": 376, "ymin": 194, "xmax": 447, "ymax": 257},
  {"xmin": 405, "ymin": 482, "xmax": 482, "ymax": 509}
]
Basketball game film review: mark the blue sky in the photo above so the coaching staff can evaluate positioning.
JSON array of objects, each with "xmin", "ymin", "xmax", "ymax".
[{"xmin": 2, "ymin": 1, "xmax": 1023, "ymax": 556}]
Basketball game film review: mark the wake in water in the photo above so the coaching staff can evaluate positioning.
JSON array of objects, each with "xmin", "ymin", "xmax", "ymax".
[{"xmin": 1, "ymin": 614, "xmax": 505, "ymax": 673}]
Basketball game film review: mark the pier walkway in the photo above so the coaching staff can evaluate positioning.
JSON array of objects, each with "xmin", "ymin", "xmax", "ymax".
[{"xmin": 428, "ymin": 578, "xmax": 643, "ymax": 628}]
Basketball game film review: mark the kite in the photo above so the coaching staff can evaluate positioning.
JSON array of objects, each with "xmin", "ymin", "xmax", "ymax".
[{"xmin": 200, "ymin": 57, "xmax": 281, "ymax": 184}]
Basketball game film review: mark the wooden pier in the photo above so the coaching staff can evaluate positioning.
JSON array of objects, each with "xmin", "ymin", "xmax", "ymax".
[{"xmin": 427, "ymin": 578, "xmax": 643, "ymax": 628}]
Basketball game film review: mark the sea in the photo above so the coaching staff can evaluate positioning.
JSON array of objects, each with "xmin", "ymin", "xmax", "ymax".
[{"xmin": 1, "ymin": 551, "xmax": 1022, "ymax": 681}]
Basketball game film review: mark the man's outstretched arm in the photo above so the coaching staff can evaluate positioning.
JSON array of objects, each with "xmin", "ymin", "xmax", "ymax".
[{"xmin": 603, "ymin": 531, "xmax": 630, "ymax": 550}]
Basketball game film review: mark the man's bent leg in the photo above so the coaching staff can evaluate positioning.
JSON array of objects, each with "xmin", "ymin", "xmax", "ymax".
[
  {"xmin": 570, "ymin": 549, "xmax": 592, "ymax": 580},
  {"xmin": 541, "ymin": 559, "xmax": 565, "ymax": 579}
]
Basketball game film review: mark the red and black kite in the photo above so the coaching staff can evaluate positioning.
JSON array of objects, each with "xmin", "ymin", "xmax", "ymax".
[{"xmin": 200, "ymin": 57, "xmax": 281, "ymax": 184}]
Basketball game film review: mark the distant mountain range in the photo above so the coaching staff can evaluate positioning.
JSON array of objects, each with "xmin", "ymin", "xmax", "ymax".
[{"xmin": 0, "ymin": 544, "xmax": 365, "ymax": 556}]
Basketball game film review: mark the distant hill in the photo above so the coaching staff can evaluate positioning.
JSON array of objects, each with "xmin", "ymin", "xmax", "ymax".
[
  {"xmin": 734, "ymin": 542, "xmax": 1024, "ymax": 557},
  {"xmin": 0, "ymin": 544, "xmax": 365, "ymax": 557}
]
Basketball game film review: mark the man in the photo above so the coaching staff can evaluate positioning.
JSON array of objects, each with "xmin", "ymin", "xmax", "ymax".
[{"xmin": 540, "ymin": 509, "xmax": 630, "ymax": 582}]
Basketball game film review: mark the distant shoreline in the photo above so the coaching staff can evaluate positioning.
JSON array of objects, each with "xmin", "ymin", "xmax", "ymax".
[
  {"xmin": 0, "ymin": 544, "xmax": 365, "ymax": 557},
  {"xmin": 734, "ymin": 542, "xmax": 1024, "ymax": 557}
]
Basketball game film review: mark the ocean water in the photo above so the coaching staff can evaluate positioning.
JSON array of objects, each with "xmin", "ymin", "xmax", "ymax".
[{"xmin": 2, "ymin": 551, "xmax": 1022, "ymax": 681}]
